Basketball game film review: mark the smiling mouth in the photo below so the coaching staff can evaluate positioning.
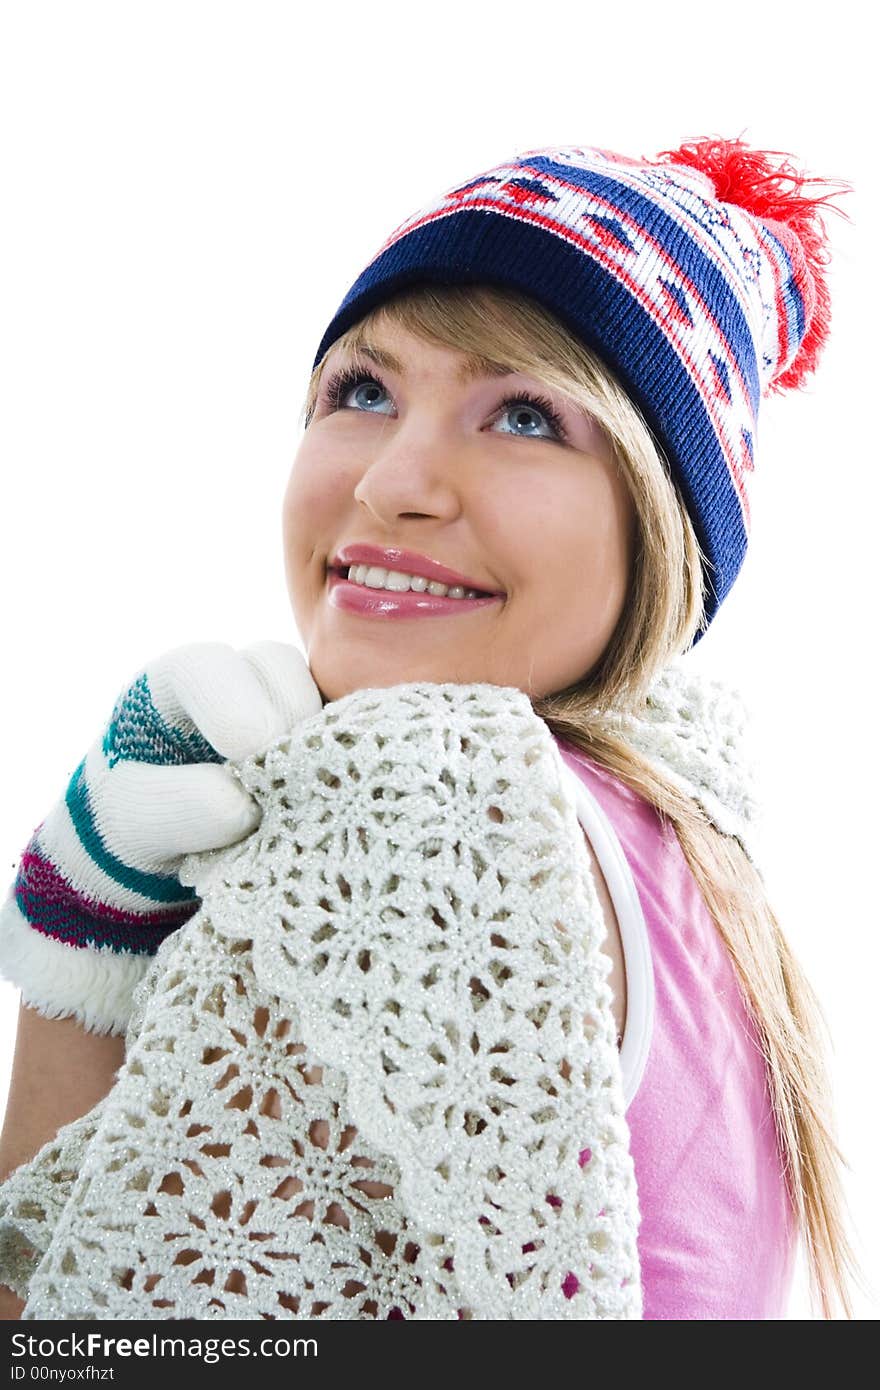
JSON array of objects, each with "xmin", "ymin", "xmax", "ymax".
[
  {"xmin": 325, "ymin": 569, "xmax": 506, "ymax": 619},
  {"xmin": 327, "ymin": 565, "xmax": 501, "ymax": 600}
]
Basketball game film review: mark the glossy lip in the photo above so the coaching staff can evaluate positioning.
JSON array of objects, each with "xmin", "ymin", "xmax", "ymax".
[
  {"xmin": 326, "ymin": 571, "xmax": 503, "ymax": 617},
  {"xmin": 329, "ymin": 543, "xmax": 505, "ymax": 596}
]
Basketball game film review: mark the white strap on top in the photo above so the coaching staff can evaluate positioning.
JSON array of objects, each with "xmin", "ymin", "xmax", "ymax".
[{"xmin": 557, "ymin": 759, "xmax": 655, "ymax": 1111}]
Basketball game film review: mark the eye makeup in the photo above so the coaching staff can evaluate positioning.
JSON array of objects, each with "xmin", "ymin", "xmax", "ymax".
[{"xmin": 317, "ymin": 362, "xmax": 571, "ymax": 444}]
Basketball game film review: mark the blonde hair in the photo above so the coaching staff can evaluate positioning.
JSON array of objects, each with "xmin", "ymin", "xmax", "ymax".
[{"xmin": 300, "ymin": 281, "xmax": 865, "ymax": 1319}]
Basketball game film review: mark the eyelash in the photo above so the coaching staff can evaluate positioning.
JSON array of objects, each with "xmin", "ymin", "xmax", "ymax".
[{"xmin": 318, "ymin": 365, "xmax": 569, "ymax": 443}]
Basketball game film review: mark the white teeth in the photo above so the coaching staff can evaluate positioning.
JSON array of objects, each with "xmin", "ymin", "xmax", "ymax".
[{"xmin": 344, "ymin": 564, "xmax": 485, "ymax": 599}]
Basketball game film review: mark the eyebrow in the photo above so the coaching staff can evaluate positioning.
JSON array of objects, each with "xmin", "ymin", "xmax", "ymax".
[{"xmin": 333, "ymin": 341, "xmax": 517, "ymax": 385}]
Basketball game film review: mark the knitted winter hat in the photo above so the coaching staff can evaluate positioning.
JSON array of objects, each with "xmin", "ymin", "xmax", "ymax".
[{"xmin": 310, "ymin": 136, "xmax": 852, "ymax": 637}]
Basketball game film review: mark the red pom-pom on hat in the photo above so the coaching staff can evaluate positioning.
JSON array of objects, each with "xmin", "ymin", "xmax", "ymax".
[{"xmin": 647, "ymin": 134, "xmax": 853, "ymax": 393}]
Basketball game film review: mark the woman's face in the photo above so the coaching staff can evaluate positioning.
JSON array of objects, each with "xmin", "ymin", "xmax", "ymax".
[{"xmin": 282, "ymin": 320, "xmax": 636, "ymax": 705}]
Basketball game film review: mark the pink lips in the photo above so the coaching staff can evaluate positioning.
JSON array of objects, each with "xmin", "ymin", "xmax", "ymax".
[
  {"xmin": 326, "ymin": 570, "xmax": 503, "ymax": 619},
  {"xmin": 330, "ymin": 542, "xmax": 505, "ymax": 597}
]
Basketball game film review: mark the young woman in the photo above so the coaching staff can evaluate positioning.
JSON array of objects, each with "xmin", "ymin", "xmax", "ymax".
[{"xmin": 0, "ymin": 136, "xmax": 862, "ymax": 1319}]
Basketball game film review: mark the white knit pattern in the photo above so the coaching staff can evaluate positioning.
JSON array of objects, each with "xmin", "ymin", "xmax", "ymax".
[
  {"xmin": 0, "ymin": 661, "xmax": 762, "ymax": 1320},
  {"xmin": 5, "ymin": 681, "xmax": 643, "ymax": 1321},
  {"xmin": 0, "ymin": 1100, "xmax": 109, "ymax": 1301},
  {"xmin": 606, "ymin": 658, "xmax": 765, "ymax": 872}
]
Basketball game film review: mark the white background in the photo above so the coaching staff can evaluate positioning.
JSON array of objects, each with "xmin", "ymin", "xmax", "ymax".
[{"xmin": 0, "ymin": 0, "xmax": 876, "ymax": 1319}]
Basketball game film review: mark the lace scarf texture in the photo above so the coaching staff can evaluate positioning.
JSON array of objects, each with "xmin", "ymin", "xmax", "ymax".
[{"xmin": 1, "ymin": 681, "xmax": 643, "ymax": 1320}]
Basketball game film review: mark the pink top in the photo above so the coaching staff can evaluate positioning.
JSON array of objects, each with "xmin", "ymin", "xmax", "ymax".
[{"xmin": 553, "ymin": 736, "xmax": 798, "ymax": 1320}]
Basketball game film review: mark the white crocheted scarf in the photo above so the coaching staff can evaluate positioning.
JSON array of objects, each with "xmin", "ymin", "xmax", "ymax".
[{"xmin": 0, "ymin": 660, "xmax": 762, "ymax": 1321}]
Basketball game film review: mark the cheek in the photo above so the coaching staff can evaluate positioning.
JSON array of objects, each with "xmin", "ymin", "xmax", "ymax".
[
  {"xmin": 547, "ymin": 471, "xmax": 633, "ymax": 610},
  {"xmin": 282, "ymin": 443, "xmax": 338, "ymax": 550},
  {"xmin": 280, "ymin": 468, "xmax": 297, "ymax": 544},
  {"xmin": 280, "ymin": 459, "xmax": 329, "ymax": 617},
  {"xmin": 582, "ymin": 476, "xmax": 635, "ymax": 611}
]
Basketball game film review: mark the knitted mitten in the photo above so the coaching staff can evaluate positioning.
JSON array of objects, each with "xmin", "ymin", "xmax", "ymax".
[{"xmin": 0, "ymin": 641, "xmax": 323, "ymax": 1036}]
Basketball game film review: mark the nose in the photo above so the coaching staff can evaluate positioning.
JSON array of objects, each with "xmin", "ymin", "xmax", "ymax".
[{"xmin": 352, "ymin": 419, "xmax": 464, "ymax": 523}]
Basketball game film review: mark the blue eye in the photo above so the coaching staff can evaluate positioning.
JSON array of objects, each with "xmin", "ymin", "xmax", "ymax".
[
  {"xmin": 318, "ymin": 365, "xmax": 569, "ymax": 443},
  {"xmin": 492, "ymin": 394, "xmax": 567, "ymax": 442},
  {"xmin": 327, "ymin": 368, "xmax": 391, "ymax": 414}
]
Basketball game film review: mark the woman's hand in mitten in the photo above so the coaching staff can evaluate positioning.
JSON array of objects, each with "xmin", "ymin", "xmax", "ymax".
[{"xmin": 0, "ymin": 640, "xmax": 322, "ymax": 1035}]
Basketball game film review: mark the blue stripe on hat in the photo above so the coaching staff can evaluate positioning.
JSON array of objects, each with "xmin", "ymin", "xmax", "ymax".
[
  {"xmin": 524, "ymin": 156, "xmax": 762, "ymax": 413},
  {"xmin": 775, "ymin": 244, "xmax": 808, "ymax": 375}
]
